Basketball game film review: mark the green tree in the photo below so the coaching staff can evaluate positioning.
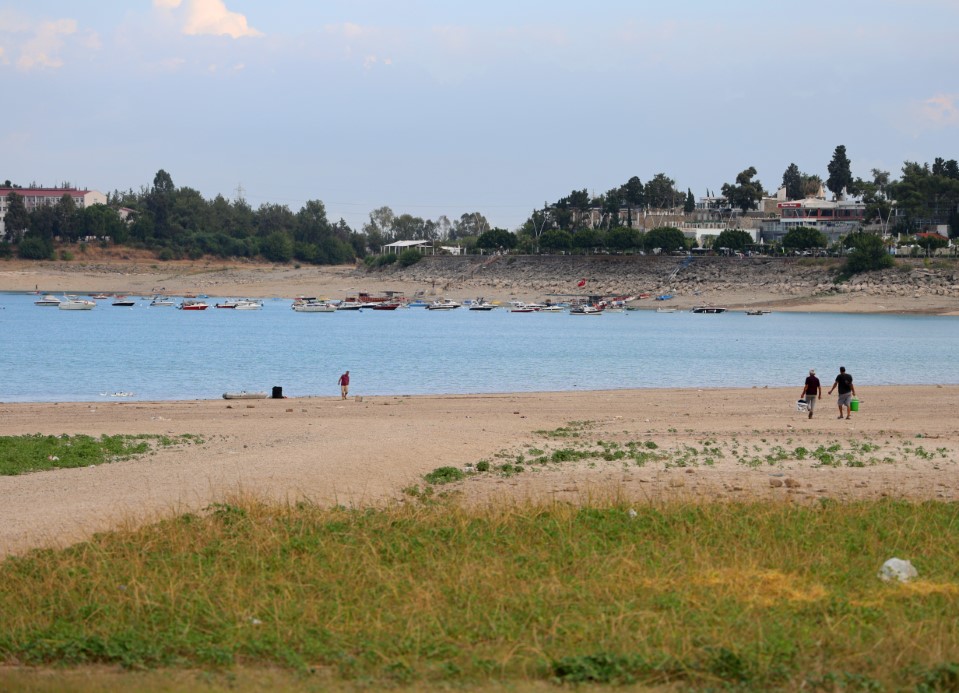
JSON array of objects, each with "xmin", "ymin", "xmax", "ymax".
[
  {"xmin": 78, "ymin": 204, "xmax": 127, "ymax": 244},
  {"xmin": 713, "ymin": 229, "xmax": 753, "ymax": 252},
  {"xmin": 645, "ymin": 173, "xmax": 678, "ymax": 210},
  {"xmin": 843, "ymin": 232, "xmax": 893, "ymax": 274},
  {"xmin": 826, "ymin": 145, "xmax": 853, "ymax": 200},
  {"xmin": 452, "ymin": 212, "xmax": 490, "ymax": 240},
  {"xmin": 782, "ymin": 163, "xmax": 802, "ymax": 200},
  {"xmin": 683, "ymin": 188, "xmax": 695, "ymax": 214},
  {"xmin": 476, "ymin": 227, "xmax": 516, "ymax": 251},
  {"xmin": 572, "ymin": 227, "xmax": 604, "ymax": 253},
  {"xmin": 621, "ymin": 176, "xmax": 644, "ymax": 228},
  {"xmin": 606, "ymin": 226, "xmax": 640, "ymax": 252},
  {"xmin": 721, "ymin": 166, "xmax": 766, "ymax": 213},
  {"xmin": 801, "ymin": 174, "xmax": 823, "ymax": 198},
  {"xmin": 260, "ymin": 231, "xmax": 293, "ymax": 262},
  {"xmin": 539, "ymin": 229, "xmax": 573, "ymax": 253},
  {"xmin": 3, "ymin": 192, "xmax": 29, "ymax": 242},
  {"xmin": 146, "ymin": 169, "xmax": 175, "ymax": 240},
  {"xmin": 295, "ymin": 200, "xmax": 331, "ymax": 245},
  {"xmin": 782, "ymin": 226, "xmax": 827, "ymax": 251},
  {"xmin": 644, "ymin": 226, "xmax": 686, "ymax": 253}
]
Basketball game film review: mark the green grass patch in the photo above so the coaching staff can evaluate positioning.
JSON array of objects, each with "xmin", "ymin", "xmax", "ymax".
[
  {"xmin": 0, "ymin": 498, "xmax": 957, "ymax": 689},
  {"xmin": 0, "ymin": 434, "xmax": 202, "ymax": 476}
]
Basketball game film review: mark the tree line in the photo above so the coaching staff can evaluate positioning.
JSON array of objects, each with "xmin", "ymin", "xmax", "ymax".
[{"xmin": 2, "ymin": 145, "xmax": 957, "ymax": 264}]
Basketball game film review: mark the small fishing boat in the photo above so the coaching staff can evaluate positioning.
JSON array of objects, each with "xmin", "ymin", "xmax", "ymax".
[
  {"xmin": 149, "ymin": 296, "xmax": 175, "ymax": 307},
  {"xmin": 745, "ymin": 309, "xmax": 771, "ymax": 316},
  {"xmin": 656, "ymin": 307, "xmax": 678, "ymax": 313},
  {"xmin": 112, "ymin": 297, "xmax": 136, "ymax": 307},
  {"xmin": 691, "ymin": 306, "xmax": 727, "ymax": 314},
  {"xmin": 371, "ymin": 303, "xmax": 401, "ymax": 310}
]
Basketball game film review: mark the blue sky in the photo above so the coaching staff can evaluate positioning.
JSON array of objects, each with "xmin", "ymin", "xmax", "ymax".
[{"xmin": 2, "ymin": 1, "xmax": 957, "ymax": 232}]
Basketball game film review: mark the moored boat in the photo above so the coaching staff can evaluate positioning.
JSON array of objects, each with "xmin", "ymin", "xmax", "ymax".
[
  {"xmin": 691, "ymin": 306, "xmax": 727, "ymax": 314},
  {"xmin": 58, "ymin": 298, "xmax": 96, "ymax": 310},
  {"xmin": 150, "ymin": 296, "xmax": 175, "ymax": 306},
  {"xmin": 426, "ymin": 298, "xmax": 461, "ymax": 310},
  {"xmin": 233, "ymin": 300, "xmax": 262, "ymax": 310},
  {"xmin": 569, "ymin": 304, "xmax": 603, "ymax": 315},
  {"xmin": 179, "ymin": 300, "xmax": 209, "ymax": 310},
  {"xmin": 292, "ymin": 300, "xmax": 336, "ymax": 313},
  {"xmin": 34, "ymin": 295, "xmax": 62, "ymax": 306}
]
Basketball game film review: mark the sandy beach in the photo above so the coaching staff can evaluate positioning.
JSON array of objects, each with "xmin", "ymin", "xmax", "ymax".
[
  {"xmin": 2, "ymin": 258, "xmax": 958, "ymax": 558},
  {"xmin": 1, "ymin": 386, "xmax": 957, "ymax": 558}
]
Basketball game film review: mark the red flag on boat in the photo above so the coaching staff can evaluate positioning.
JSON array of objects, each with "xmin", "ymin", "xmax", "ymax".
[{"xmin": 577, "ymin": 278, "xmax": 587, "ymax": 288}]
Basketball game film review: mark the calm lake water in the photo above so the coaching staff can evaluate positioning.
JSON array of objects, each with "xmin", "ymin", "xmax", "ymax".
[{"xmin": 3, "ymin": 292, "xmax": 958, "ymax": 402}]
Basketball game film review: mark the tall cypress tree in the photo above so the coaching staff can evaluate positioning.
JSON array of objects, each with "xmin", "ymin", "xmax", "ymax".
[{"xmin": 826, "ymin": 145, "xmax": 853, "ymax": 200}]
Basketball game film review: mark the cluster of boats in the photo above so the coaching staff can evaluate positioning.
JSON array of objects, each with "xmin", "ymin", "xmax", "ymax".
[
  {"xmin": 33, "ymin": 291, "xmax": 767, "ymax": 316},
  {"xmin": 33, "ymin": 293, "xmax": 264, "ymax": 311}
]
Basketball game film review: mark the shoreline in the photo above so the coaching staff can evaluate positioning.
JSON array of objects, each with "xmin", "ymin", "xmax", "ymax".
[
  {"xmin": 2, "ymin": 385, "xmax": 957, "ymax": 558},
  {"xmin": 2, "ymin": 255, "xmax": 958, "ymax": 315}
]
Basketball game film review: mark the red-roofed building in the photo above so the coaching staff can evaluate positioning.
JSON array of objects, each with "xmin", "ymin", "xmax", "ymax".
[{"xmin": 0, "ymin": 187, "xmax": 107, "ymax": 238}]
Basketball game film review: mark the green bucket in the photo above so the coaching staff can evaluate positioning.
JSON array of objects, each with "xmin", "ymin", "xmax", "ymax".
[{"xmin": 850, "ymin": 398, "xmax": 859, "ymax": 412}]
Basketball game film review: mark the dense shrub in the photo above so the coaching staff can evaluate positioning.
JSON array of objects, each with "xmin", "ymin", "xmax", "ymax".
[
  {"xmin": 17, "ymin": 236, "xmax": 53, "ymax": 260},
  {"xmin": 398, "ymin": 249, "xmax": 422, "ymax": 267}
]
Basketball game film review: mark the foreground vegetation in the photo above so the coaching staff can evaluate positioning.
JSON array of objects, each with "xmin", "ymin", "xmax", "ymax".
[
  {"xmin": 1, "ymin": 497, "xmax": 957, "ymax": 690},
  {"xmin": 0, "ymin": 434, "xmax": 202, "ymax": 476}
]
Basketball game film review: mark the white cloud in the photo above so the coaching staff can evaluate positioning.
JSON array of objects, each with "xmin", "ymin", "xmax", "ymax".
[
  {"xmin": 17, "ymin": 18, "xmax": 77, "ymax": 70},
  {"xmin": 918, "ymin": 94, "xmax": 959, "ymax": 127},
  {"xmin": 153, "ymin": 0, "xmax": 261, "ymax": 39}
]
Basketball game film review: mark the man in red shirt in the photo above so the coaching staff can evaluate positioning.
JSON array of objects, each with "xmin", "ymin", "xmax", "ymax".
[{"xmin": 338, "ymin": 370, "xmax": 350, "ymax": 400}]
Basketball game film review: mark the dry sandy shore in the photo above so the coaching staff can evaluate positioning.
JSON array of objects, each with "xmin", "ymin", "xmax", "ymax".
[{"xmin": 1, "ymin": 386, "xmax": 957, "ymax": 558}]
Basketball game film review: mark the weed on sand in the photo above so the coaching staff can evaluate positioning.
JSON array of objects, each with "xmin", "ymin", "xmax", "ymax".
[
  {"xmin": 0, "ymin": 434, "xmax": 202, "ymax": 476},
  {"xmin": 0, "ymin": 498, "xmax": 957, "ymax": 689}
]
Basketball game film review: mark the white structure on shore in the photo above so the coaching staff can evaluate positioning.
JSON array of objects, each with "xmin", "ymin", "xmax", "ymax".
[{"xmin": 0, "ymin": 187, "xmax": 107, "ymax": 239}]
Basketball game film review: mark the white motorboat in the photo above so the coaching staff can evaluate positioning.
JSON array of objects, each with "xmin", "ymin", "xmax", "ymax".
[
  {"xmin": 292, "ymin": 300, "xmax": 337, "ymax": 313},
  {"xmin": 656, "ymin": 307, "xmax": 678, "ymax": 313},
  {"xmin": 426, "ymin": 299, "xmax": 461, "ymax": 310},
  {"xmin": 569, "ymin": 305, "xmax": 602, "ymax": 315},
  {"xmin": 150, "ymin": 296, "xmax": 176, "ymax": 306},
  {"xmin": 691, "ymin": 306, "xmax": 727, "ymax": 314},
  {"xmin": 233, "ymin": 300, "xmax": 263, "ymax": 310},
  {"xmin": 34, "ymin": 295, "xmax": 61, "ymax": 306},
  {"xmin": 58, "ymin": 298, "xmax": 96, "ymax": 310},
  {"xmin": 335, "ymin": 300, "xmax": 364, "ymax": 310}
]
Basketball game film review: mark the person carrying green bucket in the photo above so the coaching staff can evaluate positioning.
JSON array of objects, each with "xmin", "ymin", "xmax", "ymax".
[{"xmin": 828, "ymin": 366, "xmax": 857, "ymax": 420}]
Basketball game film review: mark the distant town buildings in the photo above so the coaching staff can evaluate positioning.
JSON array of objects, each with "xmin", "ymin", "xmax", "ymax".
[{"xmin": 0, "ymin": 187, "xmax": 107, "ymax": 238}]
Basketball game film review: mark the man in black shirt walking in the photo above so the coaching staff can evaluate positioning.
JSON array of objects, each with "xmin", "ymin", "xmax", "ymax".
[{"xmin": 828, "ymin": 366, "xmax": 856, "ymax": 420}]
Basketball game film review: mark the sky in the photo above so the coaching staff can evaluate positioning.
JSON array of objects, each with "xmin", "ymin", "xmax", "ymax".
[{"xmin": 1, "ymin": 0, "xmax": 958, "ymax": 232}]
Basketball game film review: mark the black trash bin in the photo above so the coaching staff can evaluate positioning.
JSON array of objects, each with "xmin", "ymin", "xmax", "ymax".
[{"xmin": 271, "ymin": 386, "xmax": 283, "ymax": 399}]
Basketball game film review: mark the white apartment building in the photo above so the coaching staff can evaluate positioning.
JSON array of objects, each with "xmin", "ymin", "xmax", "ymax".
[{"xmin": 0, "ymin": 187, "xmax": 107, "ymax": 238}]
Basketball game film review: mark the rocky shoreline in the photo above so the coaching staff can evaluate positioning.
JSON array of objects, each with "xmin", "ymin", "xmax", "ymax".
[{"xmin": 381, "ymin": 255, "xmax": 959, "ymax": 311}]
